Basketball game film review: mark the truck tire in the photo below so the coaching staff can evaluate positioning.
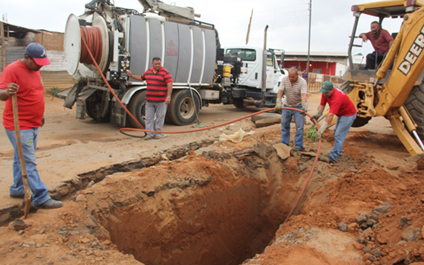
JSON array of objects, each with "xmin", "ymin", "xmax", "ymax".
[
  {"xmin": 127, "ymin": 91, "xmax": 146, "ymax": 128},
  {"xmin": 340, "ymin": 81, "xmax": 371, "ymax": 127},
  {"xmin": 167, "ymin": 90, "xmax": 200, "ymax": 125},
  {"xmin": 404, "ymin": 82, "xmax": 424, "ymax": 139},
  {"xmin": 86, "ymin": 91, "xmax": 110, "ymax": 122},
  {"xmin": 233, "ymin": 99, "xmax": 245, "ymax": 109}
]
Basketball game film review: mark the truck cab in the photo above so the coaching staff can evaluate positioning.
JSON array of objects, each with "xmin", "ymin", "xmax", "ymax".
[{"xmin": 224, "ymin": 46, "xmax": 283, "ymax": 90}]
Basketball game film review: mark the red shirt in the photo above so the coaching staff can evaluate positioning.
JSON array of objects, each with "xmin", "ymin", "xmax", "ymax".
[
  {"xmin": 0, "ymin": 60, "xmax": 45, "ymax": 130},
  {"xmin": 365, "ymin": 29, "xmax": 393, "ymax": 54},
  {"xmin": 320, "ymin": 88, "xmax": 357, "ymax": 117},
  {"xmin": 141, "ymin": 67, "xmax": 173, "ymax": 102}
]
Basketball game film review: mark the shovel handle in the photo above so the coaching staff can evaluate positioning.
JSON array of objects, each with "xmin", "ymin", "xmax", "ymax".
[{"xmin": 11, "ymin": 94, "xmax": 32, "ymax": 218}]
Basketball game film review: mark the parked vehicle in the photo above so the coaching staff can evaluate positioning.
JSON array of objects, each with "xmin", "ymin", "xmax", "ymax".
[{"xmin": 62, "ymin": 0, "xmax": 284, "ymax": 127}]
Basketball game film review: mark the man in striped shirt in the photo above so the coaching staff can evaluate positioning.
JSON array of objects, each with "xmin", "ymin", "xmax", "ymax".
[
  {"xmin": 127, "ymin": 57, "xmax": 173, "ymax": 140},
  {"xmin": 274, "ymin": 67, "xmax": 308, "ymax": 151}
]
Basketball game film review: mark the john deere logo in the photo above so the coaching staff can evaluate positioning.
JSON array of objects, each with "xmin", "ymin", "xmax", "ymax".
[{"xmin": 398, "ymin": 25, "xmax": 424, "ymax": 75}]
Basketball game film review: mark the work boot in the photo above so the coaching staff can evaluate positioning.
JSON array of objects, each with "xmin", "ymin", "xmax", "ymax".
[
  {"xmin": 321, "ymin": 154, "xmax": 337, "ymax": 164},
  {"xmin": 36, "ymin": 199, "xmax": 63, "ymax": 209},
  {"xmin": 154, "ymin": 134, "xmax": 168, "ymax": 139},
  {"xmin": 145, "ymin": 135, "xmax": 154, "ymax": 140},
  {"xmin": 10, "ymin": 193, "xmax": 25, "ymax": 199}
]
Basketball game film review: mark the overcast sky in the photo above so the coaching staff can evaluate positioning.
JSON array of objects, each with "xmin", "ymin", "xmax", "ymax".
[{"xmin": 1, "ymin": 0, "xmax": 405, "ymax": 54}]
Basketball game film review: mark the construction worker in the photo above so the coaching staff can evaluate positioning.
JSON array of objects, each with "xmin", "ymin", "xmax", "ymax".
[
  {"xmin": 312, "ymin": 81, "xmax": 357, "ymax": 163},
  {"xmin": 274, "ymin": 66, "xmax": 308, "ymax": 151},
  {"xmin": 359, "ymin": 21, "xmax": 394, "ymax": 69},
  {"xmin": 127, "ymin": 57, "xmax": 173, "ymax": 140},
  {"xmin": 0, "ymin": 43, "xmax": 63, "ymax": 208}
]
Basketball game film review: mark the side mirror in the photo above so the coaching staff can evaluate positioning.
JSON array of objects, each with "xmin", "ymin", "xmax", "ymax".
[{"xmin": 279, "ymin": 51, "xmax": 285, "ymax": 69}]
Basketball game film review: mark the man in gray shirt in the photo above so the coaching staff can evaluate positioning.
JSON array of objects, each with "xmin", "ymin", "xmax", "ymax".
[{"xmin": 274, "ymin": 67, "xmax": 308, "ymax": 151}]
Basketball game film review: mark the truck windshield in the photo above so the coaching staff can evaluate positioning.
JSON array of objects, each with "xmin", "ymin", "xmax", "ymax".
[{"xmin": 226, "ymin": 48, "xmax": 256, "ymax": 61}]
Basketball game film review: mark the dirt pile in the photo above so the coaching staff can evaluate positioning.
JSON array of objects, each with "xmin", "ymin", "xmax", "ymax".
[{"xmin": 246, "ymin": 148, "xmax": 424, "ymax": 264}]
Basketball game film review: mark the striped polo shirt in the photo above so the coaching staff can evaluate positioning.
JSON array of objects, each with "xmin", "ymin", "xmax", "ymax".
[
  {"xmin": 278, "ymin": 76, "xmax": 307, "ymax": 107},
  {"xmin": 141, "ymin": 67, "xmax": 173, "ymax": 102}
]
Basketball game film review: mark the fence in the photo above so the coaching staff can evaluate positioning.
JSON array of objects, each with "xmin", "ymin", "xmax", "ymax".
[{"xmin": 307, "ymin": 73, "xmax": 344, "ymax": 93}]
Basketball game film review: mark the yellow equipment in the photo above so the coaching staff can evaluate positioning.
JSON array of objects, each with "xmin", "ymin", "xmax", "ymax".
[{"xmin": 343, "ymin": 0, "xmax": 424, "ymax": 155}]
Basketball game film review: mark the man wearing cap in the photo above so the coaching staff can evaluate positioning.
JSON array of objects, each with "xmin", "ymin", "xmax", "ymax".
[
  {"xmin": 0, "ymin": 43, "xmax": 63, "ymax": 209},
  {"xmin": 274, "ymin": 66, "xmax": 308, "ymax": 151},
  {"xmin": 311, "ymin": 81, "xmax": 357, "ymax": 163}
]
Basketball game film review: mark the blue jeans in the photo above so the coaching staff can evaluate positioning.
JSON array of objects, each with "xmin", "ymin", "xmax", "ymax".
[
  {"xmin": 329, "ymin": 113, "xmax": 357, "ymax": 162},
  {"xmin": 280, "ymin": 104, "xmax": 304, "ymax": 149},
  {"xmin": 5, "ymin": 128, "xmax": 50, "ymax": 207}
]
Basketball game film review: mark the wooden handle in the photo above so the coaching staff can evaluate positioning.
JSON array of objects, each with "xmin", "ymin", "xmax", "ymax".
[{"xmin": 11, "ymin": 94, "xmax": 32, "ymax": 218}]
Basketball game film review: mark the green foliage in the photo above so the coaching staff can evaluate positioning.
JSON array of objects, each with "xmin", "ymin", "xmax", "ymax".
[
  {"xmin": 46, "ymin": 87, "xmax": 61, "ymax": 96},
  {"xmin": 306, "ymin": 126, "xmax": 318, "ymax": 141}
]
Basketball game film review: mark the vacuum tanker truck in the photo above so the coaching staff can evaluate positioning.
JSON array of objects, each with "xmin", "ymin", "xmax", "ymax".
[{"xmin": 62, "ymin": 0, "xmax": 285, "ymax": 127}]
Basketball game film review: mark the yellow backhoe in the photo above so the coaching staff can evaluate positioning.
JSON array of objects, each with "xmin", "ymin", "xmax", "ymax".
[{"xmin": 342, "ymin": 0, "xmax": 424, "ymax": 155}]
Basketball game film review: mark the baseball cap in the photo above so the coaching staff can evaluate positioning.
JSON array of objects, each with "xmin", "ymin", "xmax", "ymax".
[
  {"xmin": 320, "ymin": 81, "xmax": 334, "ymax": 93},
  {"xmin": 25, "ymin": 43, "xmax": 51, "ymax": 66}
]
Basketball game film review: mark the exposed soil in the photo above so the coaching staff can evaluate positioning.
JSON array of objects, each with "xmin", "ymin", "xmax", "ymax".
[{"xmin": 0, "ymin": 92, "xmax": 424, "ymax": 265}]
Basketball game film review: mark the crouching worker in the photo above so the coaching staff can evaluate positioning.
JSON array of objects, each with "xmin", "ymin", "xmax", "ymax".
[{"xmin": 311, "ymin": 81, "xmax": 357, "ymax": 163}]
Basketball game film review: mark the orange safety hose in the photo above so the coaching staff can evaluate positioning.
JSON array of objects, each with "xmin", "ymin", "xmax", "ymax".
[
  {"xmin": 80, "ymin": 30, "xmax": 322, "ymax": 224},
  {"xmin": 80, "ymin": 27, "xmax": 103, "ymax": 65}
]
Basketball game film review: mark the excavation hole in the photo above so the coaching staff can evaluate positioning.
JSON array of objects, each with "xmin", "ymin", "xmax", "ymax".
[{"xmin": 95, "ymin": 146, "xmax": 313, "ymax": 265}]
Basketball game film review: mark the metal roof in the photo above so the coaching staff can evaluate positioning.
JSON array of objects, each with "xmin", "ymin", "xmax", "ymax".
[{"xmin": 1, "ymin": 22, "xmax": 41, "ymax": 39}]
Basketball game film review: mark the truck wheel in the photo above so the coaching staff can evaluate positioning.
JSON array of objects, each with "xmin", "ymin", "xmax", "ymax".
[
  {"xmin": 233, "ymin": 99, "xmax": 245, "ymax": 109},
  {"xmin": 340, "ymin": 81, "xmax": 371, "ymax": 127},
  {"xmin": 86, "ymin": 91, "xmax": 110, "ymax": 122},
  {"xmin": 127, "ymin": 91, "xmax": 146, "ymax": 128},
  {"xmin": 404, "ymin": 82, "xmax": 424, "ymax": 139},
  {"xmin": 167, "ymin": 90, "xmax": 200, "ymax": 125}
]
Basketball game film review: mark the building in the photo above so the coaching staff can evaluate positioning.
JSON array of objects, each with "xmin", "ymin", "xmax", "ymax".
[
  {"xmin": 0, "ymin": 22, "xmax": 75, "ymax": 89},
  {"xmin": 275, "ymin": 50, "xmax": 348, "ymax": 77}
]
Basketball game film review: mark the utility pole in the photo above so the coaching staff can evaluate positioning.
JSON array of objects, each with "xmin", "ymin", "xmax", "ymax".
[
  {"xmin": 306, "ymin": 0, "xmax": 312, "ymax": 79},
  {"xmin": 1, "ymin": 21, "xmax": 6, "ymax": 71}
]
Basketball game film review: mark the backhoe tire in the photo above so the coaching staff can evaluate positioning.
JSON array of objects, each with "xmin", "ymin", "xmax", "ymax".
[
  {"xmin": 127, "ymin": 91, "xmax": 146, "ymax": 128},
  {"xmin": 167, "ymin": 90, "xmax": 200, "ymax": 125},
  {"xmin": 86, "ymin": 91, "xmax": 110, "ymax": 122},
  {"xmin": 404, "ymin": 82, "xmax": 424, "ymax": 139},
  {"xmin": 340, "ymin": 80, "xmax": 371, "ymax": 127}
]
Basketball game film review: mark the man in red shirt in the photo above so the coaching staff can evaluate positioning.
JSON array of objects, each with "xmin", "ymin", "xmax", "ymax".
[
  {"xmin": 0, "ymin": 43, "xmax": 62, "ymax": 208},
  {"xmin": 311, "ymin": 81, "xmax": 357, "ymax": 163},
  {"xmin": 359, "ymin": 21, "xmax": 394, "ymax": 69},
  {"xmin": 127, "ymin": 57, "xmax": 173, "ymax": 140}
]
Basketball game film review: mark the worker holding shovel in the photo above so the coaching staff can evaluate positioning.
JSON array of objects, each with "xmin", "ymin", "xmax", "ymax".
[{"xmin": 0, "ymin": 43, "xmax": 62, "ymax": 210}]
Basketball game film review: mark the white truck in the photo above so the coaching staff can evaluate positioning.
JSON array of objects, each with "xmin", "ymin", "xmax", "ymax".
[{"xmin": 62, "ymin": 0, "xmax": 285, "ymax": 127}]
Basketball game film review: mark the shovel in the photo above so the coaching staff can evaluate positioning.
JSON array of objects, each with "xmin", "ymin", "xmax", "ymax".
[{"xmin": 11, "ymin": 94, "xmax": 32, "ymax": 218}]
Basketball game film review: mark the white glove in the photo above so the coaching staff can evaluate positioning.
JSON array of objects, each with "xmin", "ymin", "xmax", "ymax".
[
  {"xmin": 274, "ymin": 98, "xmax": 282, "ymax": 112},
  {"xmin": 302, "ymin": 102, "xmax": 308, "ymax": 112},
  {"xmin": 317, "ymin": 121, "xmax": 329, "ymax": 139},
  {"xmin": 311, "ymin": 109, "xmax": 323, "ymax": 122}
]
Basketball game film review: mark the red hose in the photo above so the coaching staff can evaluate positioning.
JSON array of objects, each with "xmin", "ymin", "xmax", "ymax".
[{"xmin": 80, "ymin": 31, "xmax": 322, "ymax": 224}]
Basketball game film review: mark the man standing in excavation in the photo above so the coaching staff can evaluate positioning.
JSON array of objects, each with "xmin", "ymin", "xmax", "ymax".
[
  {"xmin": 0, "ymin": 43, "xmax": 62, "ymax": 209},
  {"xmin": 127, "ymin": 57, "xmax": 173, "ymax": 140},
  {"xmin": 312, "ymin": 81, "xmax": 357, "ymax": 163},
  {"xmin": 274, "ymin": 67, "xmax": 308, "ymax": 151}
]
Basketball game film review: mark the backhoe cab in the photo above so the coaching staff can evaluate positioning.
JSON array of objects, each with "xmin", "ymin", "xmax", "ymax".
[{"xmin": 342, "ymin": 0, "xmax": 424, "ymax": 155}]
